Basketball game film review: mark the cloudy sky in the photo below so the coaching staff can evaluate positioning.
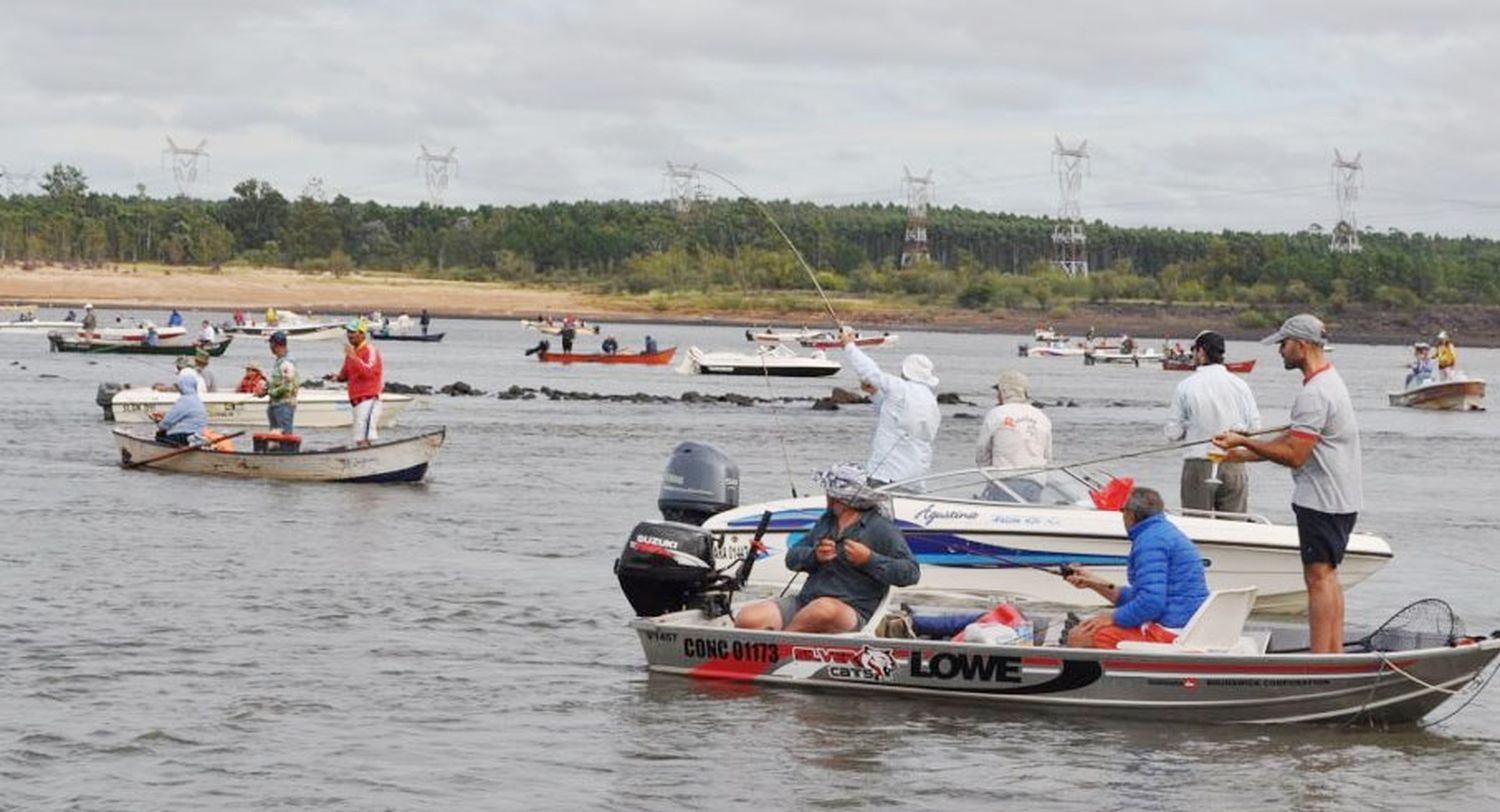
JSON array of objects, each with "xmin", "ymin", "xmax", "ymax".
[{"xmin": 3, "ymin": 0, "xmax": 1498, "ymax": 236}]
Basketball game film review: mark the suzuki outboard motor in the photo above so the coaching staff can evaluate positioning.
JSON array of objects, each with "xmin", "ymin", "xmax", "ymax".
[
  {"xmin": 657, "ymin": 441, "xmax": 739, "ymax": 526},
  {"xmin": 615, "ymin": 520, "xmax": 720, "ymax": 617}
]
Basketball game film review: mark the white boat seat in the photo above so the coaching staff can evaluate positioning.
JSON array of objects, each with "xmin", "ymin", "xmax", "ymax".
[{"xmin": 1116, "ymin": 587, "xmax": 1259, "ymax": 654}]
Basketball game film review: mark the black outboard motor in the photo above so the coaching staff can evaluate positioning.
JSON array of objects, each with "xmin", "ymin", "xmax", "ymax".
[
  {"xmin": 615, "ymin": 520, "xmax": 720, "ymax": 617},
  {"xmin": 96, "ymin": 382, "xmax": 126, "ymax": 421},
  {"xmin": 657, "ymin": 441, "xmax": 739, "ymax": 525}
]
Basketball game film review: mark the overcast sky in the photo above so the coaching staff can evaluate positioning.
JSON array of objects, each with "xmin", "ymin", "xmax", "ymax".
[{"xmin": 3, "ymin": 0, "xmax": 1498, "ymax": 237}]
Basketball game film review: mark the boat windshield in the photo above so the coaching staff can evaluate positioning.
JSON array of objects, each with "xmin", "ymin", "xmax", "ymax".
[{"xmin": 880, "ymin": 466, "xmax": 1107, "ymax": 508}]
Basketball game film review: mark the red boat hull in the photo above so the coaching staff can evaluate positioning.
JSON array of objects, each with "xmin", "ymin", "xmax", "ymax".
[{"xmin": 1162, "ymin": 359, "xmax": 1256, "ymax": 373}]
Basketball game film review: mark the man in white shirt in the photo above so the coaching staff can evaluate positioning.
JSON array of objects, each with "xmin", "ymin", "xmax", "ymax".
[
  {"xmin": 842, "ymin": 335, "xmax": 940, "ymax": 486},
  {"xmin": 1164, "ymin": 330, "xmax": 1261, "ymax": 514},
  {"xmin": 976, "ymin": 370, "xmax": 1051, "ymax": 469}
]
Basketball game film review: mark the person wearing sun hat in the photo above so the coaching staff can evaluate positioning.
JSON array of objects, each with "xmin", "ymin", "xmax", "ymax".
[
  {"xmin": 330, "ymin": 318, "xmax": 384, "ymax": 446},
  {"xmin": 734, "ymin": 462, "xmax": 919, "ymax": 633},
  {"xmin": 838, "ymin": 329, "xmax": 941, "ymax": 486},
  {"xmin": 1434, "ymin": 330, "xmax": 1457, "ymax": 381},
  {"xmin": 1213, "ymin": 313, "xmax": 1361, "ymax": 654}
]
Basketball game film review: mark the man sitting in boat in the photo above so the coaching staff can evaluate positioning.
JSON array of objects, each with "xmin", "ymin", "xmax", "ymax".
[
  {"xmin": 1405, "ymin": 343, "xmax": 1436, "ymax": 389},
  {"xmin": 975, "ymin": 370, "xmax": 1052, "ymax": 501},
  {"xmin": 643, "ymin": 335, "xmax": 658, "ymax": 355},
  {"xmin": 734, "ymin": 463, "xmax": 920, "ymax": 634},
  {"xmin": 601, "ymin": 335, "xmax": 619, "ymax": 355},
  {"xmin": 1062, "ymin": 486, "xmax": 1208, "ymax": 649},
  {"xmin": 151, "ymin": 369, "xmax": 209, "ymax": 447}
]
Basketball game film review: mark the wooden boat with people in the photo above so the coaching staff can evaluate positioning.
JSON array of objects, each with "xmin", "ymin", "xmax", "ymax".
[
  {"xmin": 684, "ymin": 345, "xmax": 841, "ymax": 377},
  {"xmin": 1161, "ymin": 358, "xmax": 1256, "ymax": 373},
  {"xmin": 113, "ymin": 427, "xmax": 446, "ymax": 482},
  {"xmin": 98, "ymin": 384, "xmax": 414, "ymax": 428},
  {"xmin": 371, "ymin": 330, "xmax": 446, "ymax": 343},
  {"xmin": 537, "ymin": 347, "xmax": 677, "ymax": 365},
  {"xmin": 522, "ymin": 319, "xmax": 600, "ymax": 336},
  {"xmin": 1387, "ymin": 377, "xmax": 1486, "ymax": 411},
  {"xmin": 49, "ymin": 331, "xmax": 233, "ymax": 355}
]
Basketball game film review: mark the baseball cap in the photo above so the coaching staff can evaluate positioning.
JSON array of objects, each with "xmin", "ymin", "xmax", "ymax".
[
  {"xmin": 993, "ymin": 370, "xmax": 1029, "ymax": 402},
  {"xmin": 1261, "ymin": 314, "xmax": 1327, "ymax": 346},
  {"xmin": 268, "ymin": 330, "xmax": 288, "ymax": 345},
  {"xmin": 1192, "ymin": 330, "xmax": 1226, "ymax": 355}
]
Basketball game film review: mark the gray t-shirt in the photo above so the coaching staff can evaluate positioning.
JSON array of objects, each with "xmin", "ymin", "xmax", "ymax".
[{"xmin": 1288, "ymin": 365, "xmax": 1362, "ymax": 514}]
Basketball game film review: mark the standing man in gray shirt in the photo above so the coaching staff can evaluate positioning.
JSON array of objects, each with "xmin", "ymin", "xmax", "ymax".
[{"xmin": 1213, "ymin": 314, "xmax": 1361, "ymax": 653}]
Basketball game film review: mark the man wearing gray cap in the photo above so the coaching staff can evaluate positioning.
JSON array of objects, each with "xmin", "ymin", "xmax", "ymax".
[
  {"xmin": 840, "ymin": 331, "xmax": 941, "ymax": 486},
  {"xmin": 1213, "ymin": 314, "xmax": 1361, "ymax": 654},
  {"xmin": 734, "ymin": 463, "xmax": 920, "ymax": 633},
  {"xmin": 976, "ymin": 369, "xmax": 1052, "ymax": 470},
  {"xmin": 1165, "ymin": 330, "xmax": 1261, "ymax": 514}
]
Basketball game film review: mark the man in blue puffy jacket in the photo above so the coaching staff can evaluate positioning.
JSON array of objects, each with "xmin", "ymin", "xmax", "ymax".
[{"xmin": 1064, "ymin": 486, "xmax": 1209, "ymax": 648}]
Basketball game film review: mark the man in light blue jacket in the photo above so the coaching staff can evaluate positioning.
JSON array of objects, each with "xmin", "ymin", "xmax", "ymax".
[
  {"xmin": 153, "ymin": 369, "xmax": 209, "ymax": 446},
  {"xmin": 842, "ymin": 334, "xmax": 941, "ymax": 486},
  {"xmin": 1063, "ymin": 486, "xmax": 1209, "ymax": 648}
]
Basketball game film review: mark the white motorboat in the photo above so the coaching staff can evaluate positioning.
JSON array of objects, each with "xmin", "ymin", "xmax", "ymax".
[
  {"xmin": 745, "ymin": 327, "xmax": 821, "ymax": 345},
  {"xmin": 113, "ymin": 427, "xmax": 445, "ymax": 482},
  {"xmin": 522, "ymin": 319, "xmax": 600, "ymax": 336},
  {"xmin": 1084, "ymin": 347, "xmax": 1163, "ymax": 365},
  {"xmin": 0, "ymin": 319, "xmax": 81, "ymax": 335},
  {"xmin": 99, "ymin": 385, "xmax": 415, "ymax": 428},
  {"xmin": 1020, "ymin": 338, "xmax": 1088, "ymax": 358},
  {"xmin": 225, "ymin": 321, "xmax": 346, "ymax": 341},
  {"xmin": 683, "ymin": 345, "xmax": 842, "ymax": 377},
  {"xmin": 700, "ymin": 466, "xmax": 1392, "ymax": 613},
  {"xmin": 1387, "ymin": 376, "xmax": 1486, "ymax": 411}
]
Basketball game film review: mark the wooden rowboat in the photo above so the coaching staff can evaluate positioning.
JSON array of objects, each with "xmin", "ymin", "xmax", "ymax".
[
  {"xmin": 1387, "ymin": 378, "xmax": 1486, "ymax": 411},
  {"xmin": 537, "ymin": 347, "xmax": 676, "ymax": 365},
  {"xmin": 50, "ymin": 332, "xmax": 233, "ymax": 355},
  {"xmin": 371, "ymin": 331, "xmax": 446, "ymax": 343},
  {"xmin": 113, "ymin": 427, "xmax": 446, "ymax": 482},
  {"xmin": 1161, "ymin": 358, "xmax": 1256, "ymax": 373}
]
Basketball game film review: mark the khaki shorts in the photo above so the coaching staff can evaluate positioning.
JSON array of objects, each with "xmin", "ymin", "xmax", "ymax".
[{"xmin": 1181, "ymin": 459, "xmax": 1248, "ymax": 514}]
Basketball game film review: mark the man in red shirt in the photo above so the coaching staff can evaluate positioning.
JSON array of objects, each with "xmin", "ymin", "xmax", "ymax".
[{"xmin": 332, "ymin": 319, "xmax": 384, "ymax": 446}]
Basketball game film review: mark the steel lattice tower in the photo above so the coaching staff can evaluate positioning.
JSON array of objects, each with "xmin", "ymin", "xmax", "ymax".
[
  {"xmin": 900, "ymin": 167, "xmax": 933, "ymax": 267},
  {"xmin": 663, "ymin": 161, "xmax": 705, "ymax": 215},
  {"xmin": 1330, "ymin": 149, "xmax": 1363, "ymax": 254},
  {"xmin": 161, "ymin": 137, "xmax": 210, "ymax": 197},
  {"xmin": 416, "ymin": 144, "xmax": 459, "ymax": 206},
  {"xmin": 0, "ymin": 165, "xmax": 37, "ymax": 195},
  {"xmin": 1050, "ymin": 136, "xmax": 1090, "ymax": 277}
]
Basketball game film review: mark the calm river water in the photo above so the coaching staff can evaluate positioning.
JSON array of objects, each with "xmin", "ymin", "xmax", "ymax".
[{"xmin": 2, "ymin": 309, "xmax": 1498, "ymax": 810}]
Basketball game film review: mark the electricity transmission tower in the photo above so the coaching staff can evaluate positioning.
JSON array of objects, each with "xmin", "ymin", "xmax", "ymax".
[
  {"xmin": 162, "ymin": 137, "xmax": 210, "ymax": 197},
  {"xmin": 0, "ymin": 165, "xmax": 38, "ymax": 195},
  {"xmin": 1050, "ymin": 136, "xmax": 1090, "ymax": 277},
  {"xmin": 416, "ymin": 144, "xmax": 459, "ymax": 205},
  {"xmin": 663, "ymin": 161, "xmax": 705, "ymax": 215},
  {"xmin": 302, "ymin": 176, "xmax": 327, "ymax": 201},
  {"xmin": 1329, "ymin": 149, "xmax": 1363, "ymax": 254},
  {"xmin": 900, "ymin": 166, "xmax": 933, "ymax": 267}
]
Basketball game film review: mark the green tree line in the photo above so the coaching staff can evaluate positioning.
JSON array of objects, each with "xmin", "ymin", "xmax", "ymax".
[{"xmin": 4, "ymin": 163, "xmax": 1499, "ymax": 314}]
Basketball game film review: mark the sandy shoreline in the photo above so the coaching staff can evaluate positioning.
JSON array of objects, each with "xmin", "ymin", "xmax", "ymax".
[{"xmin": 4, "ymin": 263, "xmax": 1496, "ymax": 345}]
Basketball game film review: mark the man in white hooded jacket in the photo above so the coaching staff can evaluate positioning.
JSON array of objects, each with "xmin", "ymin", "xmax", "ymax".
[{"xmin": 842, "ymin": 333, "xmax": 941, "ymax": 485}]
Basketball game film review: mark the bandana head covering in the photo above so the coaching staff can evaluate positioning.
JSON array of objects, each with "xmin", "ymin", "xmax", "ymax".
[{"xmin": 813, "ymin": 462, "xmax": 882, "ymax": 510}]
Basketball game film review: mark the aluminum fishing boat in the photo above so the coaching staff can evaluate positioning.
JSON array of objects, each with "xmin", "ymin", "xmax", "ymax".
[
  {"xmin": 1387, "ymin": 377, "xmax": 1486, "ymax": 411},
  {"xmin": 684, "ymin": 345, "xmax": 842, "ymax": 377},
  {"xmin": 113, "ymin": 427, "xmax": 445, "ymax": 482},
  {"xmin": 702, "ymin": 466, "xmax": 1392, "ymax": 613}
]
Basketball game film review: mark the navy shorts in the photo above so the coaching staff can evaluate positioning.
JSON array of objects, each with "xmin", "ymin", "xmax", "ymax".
[{"xmin": 1293, "ymin": 505, "xmax": 1357, "ymax": 567}]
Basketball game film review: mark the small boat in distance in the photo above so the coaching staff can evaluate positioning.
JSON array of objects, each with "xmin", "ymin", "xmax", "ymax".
[
  {"xmin": 371, "ymin": 331, "xmax": 446, "ymax": 343},
  {"xmin": 1388, "ymin": 377, "xmax": 1486, "ymax": 411},
  {"xmin": 522, "ymin": 319, "xmax": 600, "ymax": 336},
  {"xmin": 225, "ymin": 321, "xmax": 345, "ymax": 341},
  {"xmin": 0, "ymin": 319, "xmax": 82, "ymax": 335},
  {"xmin": 798, "ymin": 332, "xmax": 898, "ymax": 350},
  {"xmin": 684, "ymin": 345, "xmax": 841, "ymax": 377},
  {"xmin": 113, "ymin": 427, "xmax": 446, "ymax": 482},
  {"xmin": 1162, "ymin": 358, "xmax": 1256, "ymax": 373},
  {"xmin": 49, "ymin": 331, "xmax": 233, "ymax": 355},
  {"xmin": 537, "ymin": 347, "xmax": 677, "ymax": 365}
]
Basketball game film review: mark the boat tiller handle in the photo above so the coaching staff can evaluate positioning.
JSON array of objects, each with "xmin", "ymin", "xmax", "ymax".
[{"xmin": 733, "ymin": 510, "xmax": 773, "ymax": 589}]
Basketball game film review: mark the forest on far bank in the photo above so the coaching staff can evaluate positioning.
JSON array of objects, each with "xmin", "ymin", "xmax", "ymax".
[{"xmin": 4, "ymin": 163, "xmax": 1500, "ymax": 328}]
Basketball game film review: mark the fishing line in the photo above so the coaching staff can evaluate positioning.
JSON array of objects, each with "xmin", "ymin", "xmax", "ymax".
[{"xmin": 1030, "ymin": 424, "xmax": 1293, "ymax": 478}]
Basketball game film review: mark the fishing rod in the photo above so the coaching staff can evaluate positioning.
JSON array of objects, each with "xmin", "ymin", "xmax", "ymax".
[
  {"xmin": 694, "ymin": 167, "xmax": 843, "ymax": 333},
  {"xmin": 1029, "ymin": 424, "xmax": 1293, "ymax": 477}
]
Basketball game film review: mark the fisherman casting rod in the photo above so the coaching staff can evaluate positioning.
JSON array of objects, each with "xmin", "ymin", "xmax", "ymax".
[{"xmin": 1041, "ymin": 424, "xmax": 1293, "ymax": 475}]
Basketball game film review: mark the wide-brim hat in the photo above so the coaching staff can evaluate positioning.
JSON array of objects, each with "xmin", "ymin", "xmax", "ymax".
[{"xmin": 901, "ymin": 354, "xmax": 939, "ymax": 388}]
